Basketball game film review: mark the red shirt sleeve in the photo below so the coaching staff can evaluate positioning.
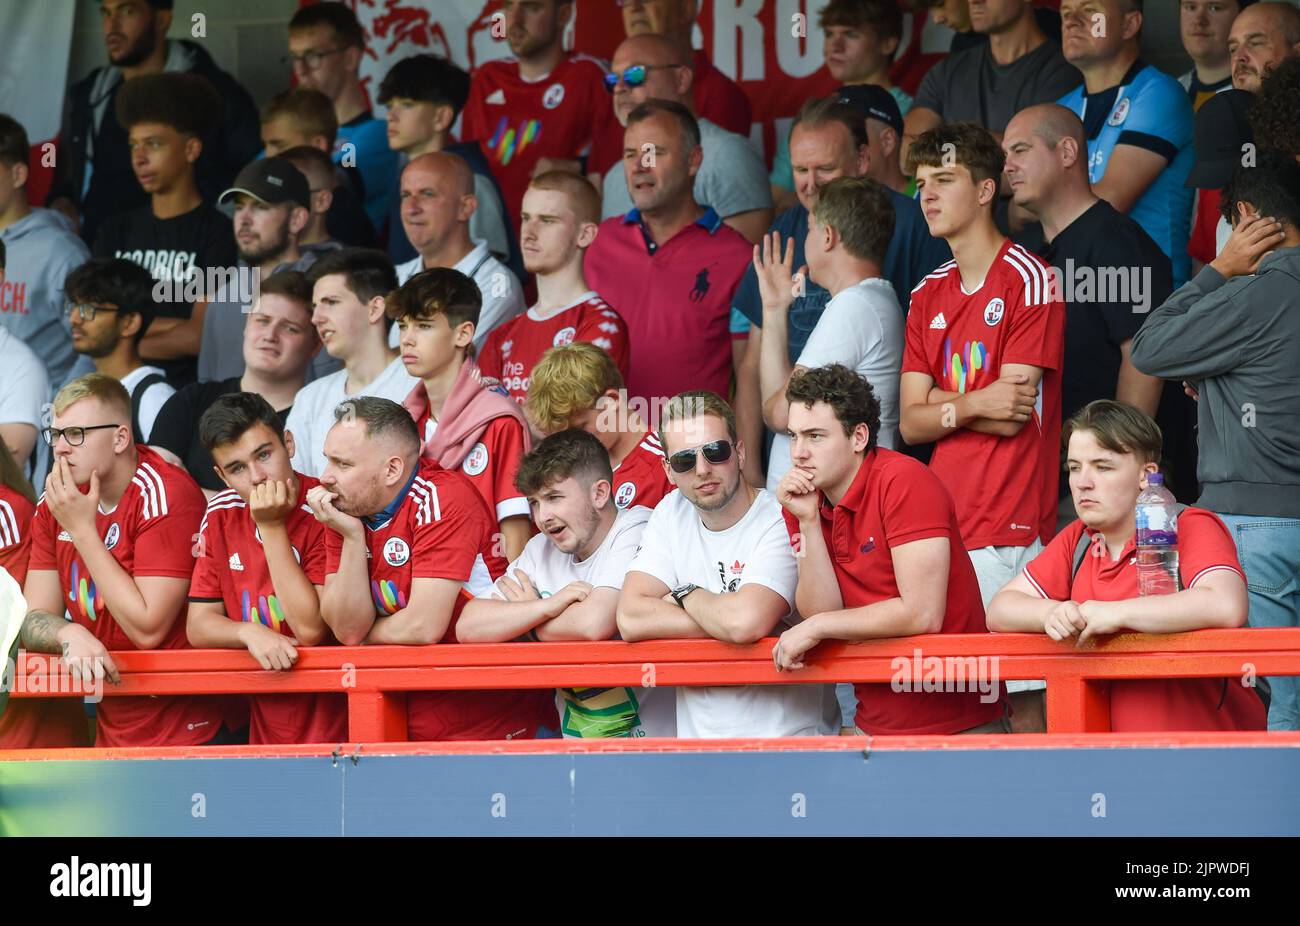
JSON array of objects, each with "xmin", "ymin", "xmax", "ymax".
[
  {"xmin": 411, "ymin": 479, "xmax": 491, "ymax": 582},
  {"xmin": 26, "ymin": 502, "xmax": 55, "ymax": 572},
  {"xmin": 1002, "ymin": 278, "xmax": 1066, "ymax": 372},
  {"xmin": 1021, "ymin": 521, "xmax": 1085, "ymax": 601},
  {"xmin": 487, "ymin": 417, "xmax": 527, "ymax": 518},
  {"xmin": 880, "ymin": 463, "xmax": 956, "ymax": 547},
  {"xmin": 1177, "ymin": 508, "xmax": 1245, "ymax": 589},
  {"xmin": 477, "ymin": 326, "xmax": 506, "ymax": 382},
  {"xmin": 323, "ymin": 526, "xmax": 344, "ymax": 578},
  {"xmin": 578, "ymin": 305, "xmax": 631, "ymax": 380},
  {"xmin": 0, "ymin": 495, "xmax": 35, "ymax": 589},
  {"xmin": 460, "ymin": 71, "xmax": 490, "ymax": 145},
  {"xmin": 901, "ymin": 291, "xmax": 931, "ymax": 376},
  {"xmin": 298, "ymin": 517, "xmax": 328, "ymax": 586},
  {"xmin": 1188, "ymin": 189, "xmax": 1222, "ymax": 266},
  {"xmin": 188, "ymin": 508, "xmax": 225, "ymax": 599},
  {"xmin": 132, "ymin": 477, "xmax": 204, "ymax": 579},
  {"xmin": 587, "ymin": 119, "xmax": 622, "ymax": 178}
]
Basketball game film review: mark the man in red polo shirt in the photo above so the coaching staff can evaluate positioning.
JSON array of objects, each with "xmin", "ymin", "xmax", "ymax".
[
  {"xmin": 477, "ymin": 170, "xmax": 630, "ymax": 404},
  {"xmin": 525, "ymin": 342, "xmax": 674, "ymax": 511},
  {"xmin": 19, "ymin": 374, "xmax": 225, "ymax": 747},
  {"xmin": 186, "ymin": 392, "xmax": 346, "ymax": 745},
  {"xmin": 307, "ymin": 395, "xmax": 556, "ymax": 740},
  {"xmin": 584, "ymin": 100, "xmax": 752, "ymax": 407},
  {"xmin": 987, "ymin": 399, "xmax": 1265, "ymax": 731},
  {"xmin": 772, "ymin": 364, "xmax": 1008, "ymax": 735},
  {"xmin": 460, "ymin": 0, "xmax": 613, "ymax": 225}
]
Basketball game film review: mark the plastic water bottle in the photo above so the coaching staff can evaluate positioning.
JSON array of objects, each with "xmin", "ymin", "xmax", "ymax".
[{"xmin": 1135, "ymin": 473, "xmax": 1181, "ymax": 596}]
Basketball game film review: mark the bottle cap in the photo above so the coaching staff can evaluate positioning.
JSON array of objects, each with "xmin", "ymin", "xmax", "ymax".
[{"xmin": 1147, "ymin": 473, "xmax": 1164, "ymax": 485}]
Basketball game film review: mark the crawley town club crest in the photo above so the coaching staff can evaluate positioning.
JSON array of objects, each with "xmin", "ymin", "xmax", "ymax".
[
  {"xmin": 383, "ymin": 537, "xmax": 411, "ymax": 567},
  {"xmin": 552, "ymin": 326, "xmax": 577, "ymax": 347},
  {"xmin": 983, "ymin": 297, "xmax": 1005, "ymax": 326},
  {"xmin": 462, "ymin": 442, "xmax": 489, "ymax": 476},
  {"xmin": 614, "ymin": 481, "xmax": 637, "ymax": 508}
]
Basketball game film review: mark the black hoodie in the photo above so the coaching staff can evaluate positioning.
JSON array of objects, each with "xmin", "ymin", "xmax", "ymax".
[{"xmin": 48, "ymin": 39, "xmax": 262, "ymax": 245}]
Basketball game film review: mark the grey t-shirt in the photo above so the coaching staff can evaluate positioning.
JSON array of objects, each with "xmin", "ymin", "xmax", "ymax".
[
  {"xmin": 601, "ymin": 118, "xmax": 772, "ymax": 220},
  {"xmin": 913, "ymin": 40, "xmax": 1082, "ymax": 133}
]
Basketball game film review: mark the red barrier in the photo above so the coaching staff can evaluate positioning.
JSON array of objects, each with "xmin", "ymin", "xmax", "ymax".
[{"xmin": 6, "ymin": 629, "xmax": 1298, "ymax": 751}]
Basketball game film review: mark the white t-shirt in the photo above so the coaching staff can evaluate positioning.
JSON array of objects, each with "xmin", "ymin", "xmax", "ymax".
[
  {"xmin": 767, "ymin": 277, "xmax": 904, "ymax": 492},
  {"xmin": 394, "ymin": 241, "xmax": 524, "ymax": 350},
  {"xmin": 285, "ymin": 356, "xmax": 419, "ymax": 476},
  {"xmin": 629, "ymin": 488, "xmax": 838, "ymax": 738},
  {"xmin": 0, "ymin": 326, "xmax": 50, "ymax": 479},
  {"xmin": 119, "ymin": 365, "xmax": 175, "ymax": 444},
  {"xmin": 479, "ymin": 505, "xmax": 675, "ymax": 738}
]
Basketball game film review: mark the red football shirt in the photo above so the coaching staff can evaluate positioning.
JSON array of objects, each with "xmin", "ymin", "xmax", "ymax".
[
  {"xmin": 477, "ymin": 292, "xmax": 631, "ymax": 404},
  {"xmin": 189, "ymin": 474, "xmax": 347, "ymax": 746},
  {"xmin": 26, "ymin": 446, "xmax": 223, "ymax": 747},
  {"xmin": 583, "ymin": 209, "xmax": 751, "ymax": 402},
  {"xmin": 323, "ymin": 462, "xmax": 556, "ymax": 740},
  {"xmin": 783, "ymin": 448, "xmax": 1006, "ymax": 735},
  {"xmin": 461, "ymin": 54, "xmax": 614, "ymax": 224},
  {"xmin": 903, "ymin": 240, "xmax": 1066, "ymax": 548},
  {"xmin": 0, "ymin": 487, "xmax": 89, "ymax": 750},
  {"xmin": 409, "ymin": 401, "xmax": 530, "ymax": 525},
  {"xmin": 1188, "ymin": 188, "xmax": 1222, "ymax": 266},
  {"xmin": 611, "ymin": 432, "xmax": 673, "ymax": 511},
  {"xmin": 1022, "ymin": 509, "xmax": 1266, "ymax": 732}
]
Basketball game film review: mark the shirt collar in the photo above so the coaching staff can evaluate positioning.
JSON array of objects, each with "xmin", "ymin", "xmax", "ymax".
[
  {"xmin": 621, "ymin": 205, "xmax": 725, "ymax": 233},
  {"xmin": 820, "ymin": 449, "xmax": 877, "ymax": 518},
  {"xmin": 364, "ymin": 468, "xmax": 419, "ymax": 531}
]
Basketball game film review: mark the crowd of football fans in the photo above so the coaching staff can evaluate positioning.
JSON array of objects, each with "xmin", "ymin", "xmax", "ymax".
[{"xmin": 0, "ymin": 0, "xmax": 1298, "ymax": 748}]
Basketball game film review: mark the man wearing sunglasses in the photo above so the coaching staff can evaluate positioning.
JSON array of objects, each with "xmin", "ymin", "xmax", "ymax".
[
  {"xmin": 617, "ymin": 390, "xmax": 839, "ymax": 738},
  {"xmin": 595, "ymin": 34, "xmax": 773, "ymax": 246},
  {"xmin": 64, "ymin": 258, "xmax": 174, "ymax": 445},
  {"xmin": 19, "ymin": 373, "xmax": 228, "ymax": 747}
]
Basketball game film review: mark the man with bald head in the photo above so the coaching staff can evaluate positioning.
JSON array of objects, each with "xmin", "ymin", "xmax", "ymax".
[
  {"xmin": 598, "ymin": 33, "xmax": 772, "ymax": 243},
  {"xmin": 393, "ymin": 152, "xmax": 524, "ymax": 348},
  {"xmin": 1004, "ymin": 104, "xmax": 1194, "ymax": 508},
  {"xmin": 1229, "ymin": 1, "xmax": 1300, "ymax": 92}
]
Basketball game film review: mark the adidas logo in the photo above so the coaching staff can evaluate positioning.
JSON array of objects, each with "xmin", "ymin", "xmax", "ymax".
[
  {"xmin": 485, "ymin": 89, "xmax": 506, "ymax": 105},
  {"xmin": 930, "ymin": 313, "xmax": 947, "ymax": 330},
  {"xmin": 57, "ymin": 530, "xmax": 72, "ymax": 542},
  {"xmin": 229, "ymin": 553, "xmax": 245, "ymax": 571}
]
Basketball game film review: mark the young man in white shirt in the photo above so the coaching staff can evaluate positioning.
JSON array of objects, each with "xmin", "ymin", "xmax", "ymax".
[
  {"xmin": 755, "ymin": 175, "xmax": 904, "ymax": 489},
  {"xmin": 64, "ymin": 258, "xmax": 175, "ymax": 444},
  {"xmin": 286, "ymin": 248, "xmax": 417, "ymax": 476},
  {"xmin": 616, "ymin": 390, "xmax": 839, "ymax": 738},
  {"xmin": 459, "ymin": 428, "xmax": 674, "ymax": 738},
  {"xmin": 393, "ymin": 152, "xmax": 523, "ymax": 349}
]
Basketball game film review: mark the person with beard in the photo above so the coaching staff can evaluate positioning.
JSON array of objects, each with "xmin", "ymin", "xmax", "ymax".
[
  {"xmin": 459, "ymin": 428, "xmax": 676, "ymax": 738},
  {"xmin": 196, "ymin": 158, "xmax": 331, "ymax": 383},
  {"xmin": 1227, "ymin": 1, "xmax": 1300, "ymax": 94},
  {"xmin": 63, "ymin": 258, "xmax": 173, "ymax": 444},
  {"xmin": 150, "ymin": 272, "xmax": 320, "ymax": 499},
  {"xmin": 393, "ymin": 153, "xmax": 524, "ymax": 350},
  {"xmin": 390, "ymin": 269, "xmax": 533, "ymax": 563},
  {"xmin": 616, "ymin": 390, "xmax": 840, "ymax": 738},
  {"xmin": 92, "ymin": 72, "xmax": 238, "ymax": 388},
  {"xmin": 477, "ymin": 171, "xmax": 629, "ymax": 405},
  {"xmin": 460, "ymin": 0, "xmax": 615, "ymax": 226},
  {"xmin": 48, "ymin": 0, "xmax": 260, "ymax": 246},
  {"xmin": 307, "ymin": 396, "xmax": 557, "ymax": 740}
]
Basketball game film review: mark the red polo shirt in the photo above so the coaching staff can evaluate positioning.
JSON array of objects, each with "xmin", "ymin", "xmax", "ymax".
[
  {"xmin": 783, "ymin": 448, "xmax": 1006, "ymax": 735},
  {"xmin": 1022, "ymin": 509, "xmax": 1266, "ymax": 732},
  {"xmin": 584, "ymin": 207, "xmax": 750, "ymax": 403}
]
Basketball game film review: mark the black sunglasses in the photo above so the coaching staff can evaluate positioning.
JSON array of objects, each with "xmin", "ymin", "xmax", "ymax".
[{"xmin": 667, "ymin": 440, "xmax": 734, "ymax": 474}]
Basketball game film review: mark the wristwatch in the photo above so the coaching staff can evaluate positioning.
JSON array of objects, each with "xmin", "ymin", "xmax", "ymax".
[{"xmin": 670, "ymin": 583, "xmax": 700, "ymax": 608}]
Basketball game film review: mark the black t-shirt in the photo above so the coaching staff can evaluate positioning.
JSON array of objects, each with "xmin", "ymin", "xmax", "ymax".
[
  {"xmin": 93, "ymin": 202, "xmax": 238, "ymax": 386},
  {"xmin": 150, "ymin": 377, "xmax": 292, "ymax": 492}
]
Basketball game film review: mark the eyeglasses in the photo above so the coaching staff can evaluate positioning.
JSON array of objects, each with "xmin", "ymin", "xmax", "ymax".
[
  {"xmin": 43, "ymin": 424, "xmax": 121, "ymax": 447},
  {"xmin": 603, "ymin": 64, "xmax": 680, "ymax": 92},
  {"xmin": 667, "ymin": 440, "xmax": 734, "ymax": 474},
  {"xmin": 284, "ymin": 47, "xmax": 345, "ymax": 71},
  {"xmin": 63, "ymin": 302, "xmax": 121, "ymax": 322}
]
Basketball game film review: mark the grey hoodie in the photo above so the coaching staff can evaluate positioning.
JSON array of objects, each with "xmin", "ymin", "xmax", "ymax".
[
  {"xmin": 1129, "ymin": 246, "xmax": 1300, "ymax": 517},
  {"xmin": 0, "ymin": 208, "xmax": 91, "ymax": 389}
]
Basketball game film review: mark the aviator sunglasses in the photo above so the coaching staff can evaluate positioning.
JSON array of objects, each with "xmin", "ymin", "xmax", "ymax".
[{"xmin": 667, "ymin": 440, "xmax": 734, "ymax": 474}]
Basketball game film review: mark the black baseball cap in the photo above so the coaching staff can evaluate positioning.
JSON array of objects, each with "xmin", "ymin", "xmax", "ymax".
[
  {"xmin": 219, "ymin": 157, "xmax": 311, "ymax": 209},
  {"xmin": 1186, "ymin": 89, "xmax": 1255, "ymax": 190},
  {"xmin": 835, "ymin": 84, "xmax": 905, "ymax": 136}
]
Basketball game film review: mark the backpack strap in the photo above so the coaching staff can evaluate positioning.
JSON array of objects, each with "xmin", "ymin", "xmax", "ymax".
[
  {"xmin": 1070, "ymin": 503, "xmax": 1191, "ymax": 584},
  {"xmin": 130, "ymin": 372, "xmax": 168, "ymax": 444}
]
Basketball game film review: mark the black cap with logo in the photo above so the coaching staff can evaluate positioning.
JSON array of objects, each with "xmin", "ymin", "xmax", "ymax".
[
  {"xmin": 219, "ymin": 157, "xmax": 312, "ymax": 209},
  {"xmin": 835, "ymin": 84, "xmax": 905, "ymax": 136}
]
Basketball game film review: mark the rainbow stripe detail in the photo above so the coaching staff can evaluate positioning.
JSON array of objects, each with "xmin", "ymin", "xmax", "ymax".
[
  {"xmin": 68, "ymin": 561, "xmax": 100, "ymax": 622},
  {"xmin": 371, "ymin": 579, "xmax": 407, "ymax": 616},
  {"xmin": 489, "ymin": 116, "xmax": 540, "ymax": 166},
  {"xmin": 240, "ymin": 589, "xmax": 285, "ymax": 633},
  {"xmin": 944, "ymin": 337, "xmax": 989, "ymax": 394}
]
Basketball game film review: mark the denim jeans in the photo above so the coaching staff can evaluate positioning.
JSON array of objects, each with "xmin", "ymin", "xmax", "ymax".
[{"xmin": 1216, "ymin": 513, "xmax": 1300, "ymax": 730}]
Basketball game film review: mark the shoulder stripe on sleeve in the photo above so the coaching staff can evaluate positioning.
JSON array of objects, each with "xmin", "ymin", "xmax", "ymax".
[
  {"xmin": 197, "ymin": 499, "xmax": 245, "ymax": 536},
  {"xmin": 139, "ymin": 463, "xmax": 169, "ymax": 516},
  {"xmin": 131, "ymin": 475, "xmax": 155, "ymax": 519},
  {"xmin": 1004, "ymin": 244, "xmax": 1053, "ymax": 307},
  {"xmin": 910, "ymin": 260, "xmax": 957, "ymax": 295},
  {"xmin": 1187, "ymin": 564, "xmax": 1245, "ymax": 588},
  {"xmin": 639, "ymin": 433, "xmax": 664, "ymax": 457},
  {"xmin": 411, "ymin": 478, "xmax": 440, "ymax": 526},
  {"xmin": 1001, "ymin": 248, "xmax": 1036, "ymax": 306},
  {"xmin": 0, "ymin": 500, "xmax": 16, "ymax": 547},
  {"xmin": 206, "ymin": 489, "xmax": 240, "ymax": 508},
  {"xmin": 1022, "ymin": 566, "xmax": 1051, "ymax": 600}
]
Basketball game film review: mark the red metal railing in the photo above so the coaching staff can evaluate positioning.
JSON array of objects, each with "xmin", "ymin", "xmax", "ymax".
[{"xmin": 5, "ymin": 629, "xmax": 1299, "ymax": 754}]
